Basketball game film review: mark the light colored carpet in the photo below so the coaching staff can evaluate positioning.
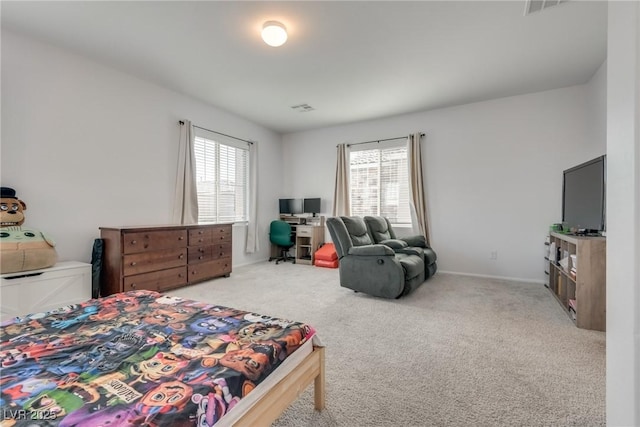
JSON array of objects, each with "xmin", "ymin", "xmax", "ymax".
[{"xmin": 168, "ymin": 261, "xmax": 605, "ymax": 427}]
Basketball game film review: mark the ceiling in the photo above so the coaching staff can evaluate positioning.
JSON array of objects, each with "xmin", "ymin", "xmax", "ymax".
[{"xmin": 1, "ymin": 1, "xmax": 607, "ymax": 134}]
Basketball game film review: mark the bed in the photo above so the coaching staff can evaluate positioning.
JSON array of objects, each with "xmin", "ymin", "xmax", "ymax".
[{"xmin": 0, "ymin": 290, "xmax": 325, "ymax": 426}]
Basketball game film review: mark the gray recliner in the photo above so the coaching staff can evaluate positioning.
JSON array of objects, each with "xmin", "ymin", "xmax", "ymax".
[
  {"xmin": 326, "ymin": 216, "xmax": 425, "ymax": 299},
  {"xmin": 364, "ymin": 216, "xmax": 438, "ymax": 279}
]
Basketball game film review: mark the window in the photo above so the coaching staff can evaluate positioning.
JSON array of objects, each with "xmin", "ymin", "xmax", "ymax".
[
  {"xmin": 349, "ymin": 144, "xmax": 411, "ymax": 226},
  {"xmin": 194, "ymin": 130, "xmax": 249, "ymax": 223}
]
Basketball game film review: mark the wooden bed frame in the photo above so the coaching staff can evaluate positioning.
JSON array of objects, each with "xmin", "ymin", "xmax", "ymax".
[
  {"xmin": 0, "ymin": 290, "xmax": 323, "ymax": 426},
  {"xmin": 234, "ymin": 346, "xmax": 326, "ymax": 426}
]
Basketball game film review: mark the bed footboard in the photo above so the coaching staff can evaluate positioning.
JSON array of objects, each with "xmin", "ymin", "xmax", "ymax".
[{"xmin": 234, "ymin": 345, "xmax": 326, "ymax": 426}]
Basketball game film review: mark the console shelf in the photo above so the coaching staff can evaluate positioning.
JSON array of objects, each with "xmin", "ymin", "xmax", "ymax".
[{"xmin": 547, "ymin": 232, "xmax": 606, "ymax": 331}]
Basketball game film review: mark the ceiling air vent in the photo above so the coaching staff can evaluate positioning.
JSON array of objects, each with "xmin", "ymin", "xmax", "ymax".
[
  {"xmin": 524, "ymin": 0, "xmax": 566, "ymax": 16},
  {"xmin": 291, "ymin": 104, "xmax": 315, "ymax": 113}
]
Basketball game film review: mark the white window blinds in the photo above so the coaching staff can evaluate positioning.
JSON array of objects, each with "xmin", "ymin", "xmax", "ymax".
[
  {"xmin": 194, "ymin": 130, "xmax": 249, "ymax": 223},
  {"xmin": 349, "ymin": 144, "xmax": 410, "ymax": 225}
]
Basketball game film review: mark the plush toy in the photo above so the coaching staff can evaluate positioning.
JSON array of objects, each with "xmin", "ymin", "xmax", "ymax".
[{"xmin": 0, "ymin": 187, "xmax": 58, "ymax": 274}]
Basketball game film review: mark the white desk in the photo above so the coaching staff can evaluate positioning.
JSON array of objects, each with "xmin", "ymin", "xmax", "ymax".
[
  {"xmin": 294, "ymin": 225, "xmax": 325, "ymax": 265},
  {"xmin": 270, "ymin": 216, "xmax": 325, "ymax": 264}
]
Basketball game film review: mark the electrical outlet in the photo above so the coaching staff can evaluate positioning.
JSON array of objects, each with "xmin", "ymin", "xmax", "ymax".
[{"xmin": 490, "ymin": 251, "xmax": 498, "ymax": 260}]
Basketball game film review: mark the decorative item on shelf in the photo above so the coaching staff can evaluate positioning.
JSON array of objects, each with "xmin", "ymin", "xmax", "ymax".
[
  {"xmin": 0, "ymin": 187, "xmax": 57, "ymax": 274},
  {"xmin": 550, "ymin": 223, "xmax": 563, "ymax": 233},
  {"xmin": 549, "ymin": 241, "xmax": 557, "ymax": 263},
  {"xmin": 568, "ymin": 306, "xmax": 577, "ymax": 321},
  {"xmin": 544, "ymin": 237, "xmax": 550, "ymax": 262},
  {"xmin": 568, "ymin": 299, "xmax": 577, "ymax": 320},
  {"xmin": 557, "ymin": 273, "xmax": 562, "ymax": 295}
]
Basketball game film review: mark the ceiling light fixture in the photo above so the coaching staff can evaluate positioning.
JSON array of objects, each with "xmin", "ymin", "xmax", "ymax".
[{"xmin": 262, "ymin": 21, "xmax": 287, "ymax": 47}]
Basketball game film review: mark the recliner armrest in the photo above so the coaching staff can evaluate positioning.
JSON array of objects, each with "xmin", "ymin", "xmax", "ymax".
[
  {"xmin": 380, "ymin": 239, "xmax": 409, "ymax": 250},
  {"xmin": 401, "ymin": 235, "xmax": 428, "ymax": 248},
  {"xmin": 348, "ymin": 244, "xmax": 395, "ymax": 257},
  {"xmin": 396, "ymin": 247, "xmax": 424, "ymax": 257}
]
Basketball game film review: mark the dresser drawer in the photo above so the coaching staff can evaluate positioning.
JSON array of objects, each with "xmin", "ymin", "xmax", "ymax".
[
  {"xmin": 188, "ymin": 258, "xmax": 231, "ymax": 283},
  {"xmin": 100, "ymin": 224, "xmax": 232, "ymax": 296},
  {"xmin": 123, "ymin": 266, "xmax": 187, "ymax": 292},
  {"xmin": 212, "ymin": 225, "xmax": 231, "ymax": 243},
  {"xmin": 189, "ymin": 228, "xmax": 213, "ymax": 246},
  {"xmin": 123, "ymin": 248, "xmax": 186, "ymax": 276},
  {"xmin": 123, "ymin": 230, "xmax": 187, "ymax": 254},
  {"xmin": 211, "ymin": 242, "xmax": 232, "ymax": 259},
  {"xmin": 188, "ymin": 242, "xmax": 232, "ymax": 264},
  {"xmin": 296, "ymin": 226, "xmax": 313, "ymax": 237},
  {"xmin": 188, "ymin": 245, "xmax": 212, "ymax": 263}
]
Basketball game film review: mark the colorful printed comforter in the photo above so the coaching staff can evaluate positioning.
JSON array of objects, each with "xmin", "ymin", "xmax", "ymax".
[{"xmin": 0, "ymin": 290, "xmax": 315, "ymax": 426}]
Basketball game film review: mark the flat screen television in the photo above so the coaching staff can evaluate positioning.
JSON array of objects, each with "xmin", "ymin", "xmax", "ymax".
[
  {"xmin": 279, "ymin": 198, "xmax": 302, "ymax": 215},
  {"xmin": 562, "ymin": 155, "xmax": 606, "ymax": 234},
  {"xmin": 303, "ymin": 198, "xmax": 321, "ymax": 216}
]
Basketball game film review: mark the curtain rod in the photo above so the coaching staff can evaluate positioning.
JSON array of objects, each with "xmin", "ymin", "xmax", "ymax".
[
  {"xmin": 342, "ymin": 133, "xmax": 425, "ymax": 147},
  {"xmin": 179, "ymin": 121, "xmax": 254, "ymax": 145}
]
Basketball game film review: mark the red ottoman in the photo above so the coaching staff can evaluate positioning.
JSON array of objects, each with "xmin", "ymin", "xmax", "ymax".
[
  {"xmin": 314, "ymin": 243, "xmax": 339, "ymax": 268},
  {"xmin": 315, "ymin": 258, "xmax": 339, "ymax": 268}
]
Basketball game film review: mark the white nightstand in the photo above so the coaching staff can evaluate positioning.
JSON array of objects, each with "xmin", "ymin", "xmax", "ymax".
[{"xmin": 1, "ymin": 261, "xmax": 92, "ymax": 321}]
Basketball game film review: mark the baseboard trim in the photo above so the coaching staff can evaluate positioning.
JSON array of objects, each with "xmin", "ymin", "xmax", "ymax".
[
  {"xmin": 438, "ymin": 270, "xmax": 546, "ymax": 285},
  {"xmin": 233, "ymin": 258, "xmax": 271, "ymax": 269}
]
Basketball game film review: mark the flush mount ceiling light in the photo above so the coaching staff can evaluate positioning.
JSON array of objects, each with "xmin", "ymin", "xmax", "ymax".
[{"xmin": 262, "ymin": 21, "xmax": 287, "ymax": 47}]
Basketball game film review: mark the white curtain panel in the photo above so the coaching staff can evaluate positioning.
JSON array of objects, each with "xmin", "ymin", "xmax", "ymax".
[
  {"xmin": 172, "ymin": 120, "xmax": 199, "ymax": 224},
  {"xmin": 407, "ymin": 132, "xmax": 431, "ymax": 244},
  {"xmin": 332, "ymin": 143, "xmax": 351, "ymax": 217},
  {"xmin": 245, "ymin": 142, "xmax": 259, "ymax": 253}
]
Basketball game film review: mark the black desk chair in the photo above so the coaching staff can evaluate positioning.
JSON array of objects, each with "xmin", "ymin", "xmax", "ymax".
[{"xmin": 269, "ymin": 220, "xmax": 295, "ymax": 264}]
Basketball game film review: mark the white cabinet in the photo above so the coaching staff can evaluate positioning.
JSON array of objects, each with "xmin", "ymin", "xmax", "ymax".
[{"xmin": 0, "ymin": 261, "xmax": 92, "ymax": 321}]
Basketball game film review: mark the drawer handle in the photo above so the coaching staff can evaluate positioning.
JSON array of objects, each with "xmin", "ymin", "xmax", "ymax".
[
  {"xmin": 191, "ymin": 270, "xmax": 196, "ymax": 275},
  {"xmin": 199, "ymin": 256, "xmax": 204, "ymax": 260},
  {"xmin": 219, "ymin": 252, "xmax": 224, "ymax": 256},
  {"xmin": 179, "ymin": 254, "xmax": 184, "ymax": 259},
  {"xmin": 199, "ymin": 239, "xmax": 203, "ymax": 243},
  {"xmin": 130, "ymin": 262, "xmax": 137, "ymax": 266},
  {"xmin": 199, "ymin": 248, "xmax": 205, "ymax": 253},
  {"xmin": 131, "ymin": 240, "xmax": 137, "ymax": 245},
  {"xmin": 179, "ymin": 236, "xmax": 184, "ymax": 240},
  {"xmin": 219, "ymin": 229, "xmax": 224, "ymax": 233},
  {"xmin": 199, "ymin": 231, "xmax": 204, "ymax": 234},
  {"xmin": 3, "ymin": 272, "xmax": 43, "ymax": 279},
  {"xmin": 220, "ymin": 236, "xmax": 224, "ymax": 240},
  {"xmin": 178, "ymin": 273, "xmax": 183, "ymax": 278},
  {"xmin": 131, "ymin": 283, "xmax": 136, "ymax": 289}
]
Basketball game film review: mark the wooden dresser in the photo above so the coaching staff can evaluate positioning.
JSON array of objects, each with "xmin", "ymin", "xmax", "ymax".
[{"xmin": 99, "ymin": 224, "xmax": 232, "ymax": 296}]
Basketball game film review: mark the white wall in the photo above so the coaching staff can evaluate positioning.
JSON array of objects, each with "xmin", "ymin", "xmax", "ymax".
[
  {"xmin": 606, "ymin": 2, "xmax": 640, "ymax": 425},
  {"xmin": 586, "ymin": 60, "xmax": 608, "ymax": 154},
  {"xmin": 0, "ymin": 29, "xmax": 609, "ymax": 284},
  {"xmin": 1, "ymin": 30, "xmax": 283, "ymax": 266},
  {"xmin": 283, "ymin": 80, "xmax": 606, "ymax": 283}
]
